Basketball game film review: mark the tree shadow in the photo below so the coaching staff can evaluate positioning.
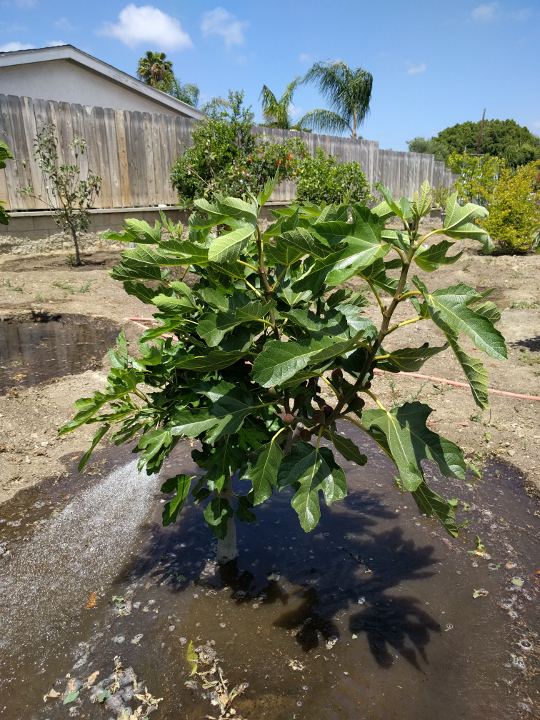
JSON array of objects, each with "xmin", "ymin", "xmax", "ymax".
[{"xmin": 511, "ymin": 336, "xmax": 540, "ymax": 352}]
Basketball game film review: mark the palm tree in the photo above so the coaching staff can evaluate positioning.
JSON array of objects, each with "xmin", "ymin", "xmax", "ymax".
[
  {"xmin": 300, "ymin": 61, "xmax": 373, "ymax": 139},
  {"xmin": 137, "ymin": 51, "xmax": 173, "ymax": 87},
  {"xmin": 259, "ymin": 77, "xmax": 308, "ymax": 131}
]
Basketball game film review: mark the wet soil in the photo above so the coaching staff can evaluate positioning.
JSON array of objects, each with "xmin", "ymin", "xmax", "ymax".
[
  {"xmin": 0, "ymin": 315, "xmax": 120, "ymax": 393},
  {"xmin": 0, "ymin": 427, "xmax": 538, "ymax": 720}
]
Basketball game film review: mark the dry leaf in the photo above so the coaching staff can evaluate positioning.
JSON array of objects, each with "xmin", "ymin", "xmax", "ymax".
[
  {"xmin": 85, "ymin": 592, "xmax": 97, "ymax": 609},
  {"xmin": 67, "ymin": 678, "xmax": 77, "ymax": 693},
  {"xmin": 43, "ymin": 688, "xmax": 60, "ymax": 701},
  {"xmin": 87, "ymin": 671, "xmax": 99, "ymax": 685}
]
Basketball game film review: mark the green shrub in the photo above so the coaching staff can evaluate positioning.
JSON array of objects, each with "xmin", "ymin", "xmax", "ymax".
[
  {"xmin": 479, "ymin": 161, "xmax": 540, "ymax": 253},
  {"xmin": 295, "ymin": 147, "xmax": 371, "ymax": 205},
  {"xmin": 170, "ymin": 90, "xmax": 307, "ymax": 207},
  {"xmin": 448, "ymin": 152, "xmax": 503, "ymax": 206}
]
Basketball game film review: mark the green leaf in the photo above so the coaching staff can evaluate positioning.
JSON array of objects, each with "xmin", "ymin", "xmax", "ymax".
[
  {"xmin": 136, "ymin": 429, "xmax": 172, "ymax": 472},
  {"xmin": 235, "ymin": 299, "xmax": 276, "ymax": 323},
  {"xmin": 197, "ymin": 311, "xmax": 240, "ymax": 346},
  {"xmin": 241, "ymin": 440, "xmax": 284, "ymax": 505},
  {"xmin": 236, "ymin": 494, "xmax": 257, "ymax": 523},
  {"xmin": 204, "ymin": 497, "xmax": 234, "ymax": 539},
  {"xmin": 124, "ymin": 218, "xmax": 162, "ymax": 243},
  {"xmin": 152, "ymin": 294, "xmax": 197, "ymax": 314},
  {"xmin": 277, "ymin": 443, "xmax": 346, "ymax": 532},
  {"xmin": 63, "ymin": 691, "xmax": 80, "ymax": 705},
  {"xmin": 412, "ymin": 277, "xmax": 507, "ymax": 360},
  {"xmin": 139, "ymin": 317, "xmax": 183, "ymax": 341},
  {"xmin": 122, "ymin": 281, "xmax": 159, "ymax": 304},
  {"xmin": 205, "ymin": 388, "xmax": 258, "ymax": 443},
  {"xmin": 169, "ymin": 408, "xmax": 219, "ymax": 438},
  {"xmin": 357, "ymin": 259, "xmax": 400, "ymax": 296},
  {"xmin": 265, "ymin": 241, "xmax": 305, "ymax": 267},
  {"xmin": 411, "ymin": 481, "xmax": 459, "ymax": 537},
  {"xmin": 362, "ymin": 402, "xmax": 466, "ymax": 491},
  {"xmin": 376, "ymin": 343, "xmax": 448, "ymax": 373},
  {"xmin": 208, "ymin": 222, "xmax": 255, "ymax": 264},
  {"xmin": 443, "ymin": 193, "xmax": 493, "ymax": 251},
  {"xmin": 322, "ymin": 430, "xmax": 367, "ymax": 466},
  {"xmin": 279, "ymin": 228, "xmax": 333, "ymax": 259},
  {"xmin": 414, "ymin": 240, "xmax": 462, "ymax": 272},
  {"xmin": 258, "ymin": 173, "xmax": 278, "ymax": 207},
  {"xmin": 252, "ymin": 337, "xmax": 335, "ymax": 387},
  {"xmin": 78, "ymin": 424, "xmax": 110, "ymax": 472},
  {"xmin": 374, "ymin": 184, "xmax": 411, "ymax": 220},
  {"xmin": 110, "ymin": 263, "xmax": 162, "ymax": 282},
  {"xmin": 205, "ymin": 440, "xmax": 243, "ymax": 490},
  {"xmin": 196, "ymin": 287, "xmax": 230, "ymax": 311},
  {"xmin": 161, "ymin": 474, "xmax": 192, "ymax": 525},
  {"xmin": 174, "ymin": 351, "xmax": 248, "ymax": 372},
  {"xmin": 445, "ymin": 332, "xmax": 489, "ymax": 409},
  {"xmin": 470, "ymin": 301, "xmax": 501, "ymax": 324}
]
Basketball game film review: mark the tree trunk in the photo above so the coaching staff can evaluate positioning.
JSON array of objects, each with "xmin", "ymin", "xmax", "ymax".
[
  {"xmin": 70, "ymin": 225, "xmax": 82, "ymax": 266},
  {"xmin": 216, "ymin": 476, "xmax": 238, "ymax": 564}
]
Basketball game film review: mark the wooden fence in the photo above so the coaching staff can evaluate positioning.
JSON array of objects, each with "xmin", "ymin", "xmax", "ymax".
[{"xmin": 0, "ymin": 94, "xmax": 458, "ymax": 211}]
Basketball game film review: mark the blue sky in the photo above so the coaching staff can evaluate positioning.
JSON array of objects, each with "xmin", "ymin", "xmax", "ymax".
[{"xmin": 1, "ymin": 0, "xmax": 539, "ymax": 151}]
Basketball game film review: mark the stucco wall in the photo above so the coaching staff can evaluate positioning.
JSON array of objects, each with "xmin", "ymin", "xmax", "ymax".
[{"xmin": 0, "ymin": 60, "xmax": 185, "ymax": 116}]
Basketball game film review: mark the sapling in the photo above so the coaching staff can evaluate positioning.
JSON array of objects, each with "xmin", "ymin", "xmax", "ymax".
[
  {"xmin": 22, "ymin": 124, "xmax": 101, "ymax": 266},
  {"xmin": 60, "ymin": 179, "xmax": 506, "ymax": 562}
]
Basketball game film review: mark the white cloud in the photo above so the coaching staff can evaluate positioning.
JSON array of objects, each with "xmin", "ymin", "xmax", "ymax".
[
  {"xmin": 407, "ymin": 63, "xmax": 426, "ymax": 75},
  {"xmin": 47, "ymin": 40, "xmax": 67, "ymax": 47},
  {"xmin": 471, "ymin": 3, "xmax": 498, "ymax": 21},
  {"xmin": 530, "ymin": 120, "xmax": 540, "ymax": 129},
  {"xmin": 54, "ymin": 17, "xmax": 74, "ymax": 30},
  {"xmin": 201, "ymin": 7, "xmax": 248, "ymax": 48},
  {"xmin": 289, "ymin": 103, "xmax": 304, "ymax": 118},
  {"xmin": 99, "ymin": 4, "xmax": 193, "ymax": 50},
  {"xmin": 14, "ymin": 0, "xmax": 36, "ymax": 7},
  {"xmin": 299, "ymin": 53, "xmax": 312, "ymax": 63},
  {"xmin": 0, "ymin": 41, "xmax": 34, "ymax": 51}
]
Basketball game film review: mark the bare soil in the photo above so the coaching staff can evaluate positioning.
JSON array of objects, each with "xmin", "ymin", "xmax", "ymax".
[{"xmin": 1, "ymin": 240, "xmax": 539, "ymax": 506}]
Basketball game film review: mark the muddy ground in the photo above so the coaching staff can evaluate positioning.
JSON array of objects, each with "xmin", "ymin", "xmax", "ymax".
[{"xmin": 0, "ymin": 233, "xmax": 539, "ymax": 507}]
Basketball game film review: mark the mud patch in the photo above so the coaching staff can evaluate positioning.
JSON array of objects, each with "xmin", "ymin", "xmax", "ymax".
[{"xmin": 0, "ymin": 314, "xmax": 120, "ymax": 393}]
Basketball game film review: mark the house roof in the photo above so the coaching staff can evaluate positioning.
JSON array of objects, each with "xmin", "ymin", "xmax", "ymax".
[{"xmin": 0, "ymin": 44, "xmax": 205, "ymax": 120}]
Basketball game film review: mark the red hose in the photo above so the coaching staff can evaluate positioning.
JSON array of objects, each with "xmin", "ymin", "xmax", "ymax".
[
  {"xmin": 126, "ymin": 318, "xmax": 540, "ymax": 402},
  {"xmin": 373, "ymin": 369, "xmax": 540, "ymax": 402}
]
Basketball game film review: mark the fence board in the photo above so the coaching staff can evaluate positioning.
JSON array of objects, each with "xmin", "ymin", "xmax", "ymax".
[{"xmin": 1, "ymin": 94, "xmax": 458, "ymax": 211}]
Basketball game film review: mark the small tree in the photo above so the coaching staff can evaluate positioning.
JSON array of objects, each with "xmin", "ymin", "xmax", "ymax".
[
  {"xmin": 448, "ymin": 151, "xmax": 503, "ymax": 206},
  {"xmin": 0, "ymin": 140, "xmax": 14, "ymax": 225},
  {"xmin": 22, "ymin": 124, "xmax": 101, "ymax": 266},
  {"xmin": 170, "ymin": 90, "xmax": 307, "ymax": 207},
  {"xmin": 60, "ymin": 179, "xmax": 505, "ymax": 563}
]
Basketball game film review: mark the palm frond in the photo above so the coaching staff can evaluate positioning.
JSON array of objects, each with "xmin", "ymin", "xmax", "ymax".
[{"xmin": 296, "ymin": 109, "xmax": 351, "ymax": 136}]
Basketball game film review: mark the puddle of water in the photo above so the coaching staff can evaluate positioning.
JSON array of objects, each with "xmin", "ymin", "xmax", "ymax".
[
  {"xmin": 0, "ymin": 427, "xmax": 538, "ymax": 720},
  {"xmin": 0, "ymin": 316, "xmax": 120, "ymax": 393}
]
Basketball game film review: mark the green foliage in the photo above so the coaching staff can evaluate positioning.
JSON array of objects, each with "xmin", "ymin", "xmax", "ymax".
[
  {"xmin": 407, "ymin": 137, "xmax": 449, "ymax": 163},
  {"xmin": 21, "ymin": 124, "xmax": 101, "ymax": 266},
  {"xmin": 411, "ymin": 120, "xmax": 540, "ymax": 168},
  {"xmin": 448, "ymin": 152, "xmax": 503, "ymax": 205},
  {"xmin": 61, "ymin": 181, "xmax": 505, "ymax": 548},
  {"xmin": 301, "ymin": 61, "xmax": 373, "ymax": 139},
  {"xmin": 170, "ymin": 91, "xmax": 307, "ymax": 207},
  {"xmin": 0, "ymin": 140, "xmax": 14, "ymax": 225},
  {"xmin": 431, "ymin": 183, "xmax": 453, "ymax": 209},
  {"xmin": 296, "ymin": 147, "xmax": 371, "ymax": 206},
  {"xmin": 479, "ymin": 161, "xmax": 540, "ymax": 253}
]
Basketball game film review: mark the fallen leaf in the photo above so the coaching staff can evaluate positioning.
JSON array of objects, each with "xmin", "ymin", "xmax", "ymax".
[
  {"xmin": 43, "ymin": 688, "xmax": 60, "ymax": 701},
  {"xmin": 87, "ymin": 671, "xmax": 99, "ymax": 685},
  {"xmin": 67, "ymin": 678, "xmax": 77, "ymax": 693},
  {"xmin": 63, "ymin": 690, "xmax": 80, "ymax": 705},
  {"xmin": 472, "ymin": 588, "xmax": 489, "ymax": 598},
  {"xmin": 85, "ymin": 592, "xmax": 97, "ymax": 609}
]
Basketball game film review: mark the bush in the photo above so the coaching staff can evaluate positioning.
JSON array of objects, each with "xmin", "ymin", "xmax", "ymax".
[
  {"xmin": 296, "ymin": 147, "xmax": 371, "ymax": 205},
  {"xmin": 448, "ymin": 152, "xmax": 503, "ymax": 206},
  {"xmin": 170, "ymin": 90, "xmax": 307, "ymax": 207},
  {"xmin": 479, "ymin": 161, "xmax": 540, "ymax": 253}
]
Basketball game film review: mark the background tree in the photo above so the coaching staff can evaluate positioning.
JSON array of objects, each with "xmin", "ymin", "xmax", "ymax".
[
  {"xmin": 137, "ymin": 50, "xmax": 173, "ymax": 87},
  {"xmin": 259, "ymin": 78, "xmax": 308, "ymax": 131},
  {"xmin": 21, "ymin": 124, "xmax": 101, "ymax": 266},
  {"xmin": 137, "ymin": 51, "xmax": 200, "ymax": 108},
  {"xmin": 408, "ymin": 120, "xmax": 540, "ymax": 168},
  {"xmin": 296, "ymin": 146, "xmax": 371, "ymax": 205},
  {"xmin": 300, "ymin": 61, "xmax": 373, "ymax": 139}
]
